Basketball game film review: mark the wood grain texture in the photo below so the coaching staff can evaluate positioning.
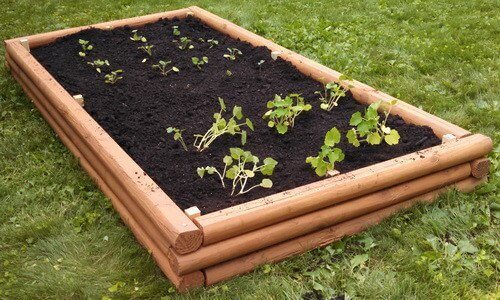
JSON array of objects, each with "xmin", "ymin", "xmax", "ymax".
[
  {"xmin": 170, "ymin": 163, "xmax": 471, "ymax": 275},
  {"xmin": 203, "ymin": 176, "xmax": 486, "ymax": 285}
]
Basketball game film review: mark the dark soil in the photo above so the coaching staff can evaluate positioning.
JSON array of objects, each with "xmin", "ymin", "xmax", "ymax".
[{"xmin": 32, "ymin": 17, "xmax": 441, "ymax": 213}]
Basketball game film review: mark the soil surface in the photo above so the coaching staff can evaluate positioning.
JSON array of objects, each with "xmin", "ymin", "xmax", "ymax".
[{"xmin": 32, "ymin": 17, "xmax": 441, "ymax": 213}]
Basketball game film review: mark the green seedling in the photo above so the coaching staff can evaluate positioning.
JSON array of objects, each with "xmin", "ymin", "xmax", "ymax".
[
  {"xmin": 226, "ymin": 70, "xmax": 233, "ymax": 76},
  {"xmin": 191, "ymin": 56, "xmax": 208, "ymax": 70},
  {"xmin": 207, "ymin": 38, "xmax": 219, "ymax": 48},
  {"xmin": 263, "ymin": 94, "xmax": 312, "ymax": 134},
  {"xmin": 223, "ymin": 48, "xmax": 242, "ymax": 60},
  {"xmin": 152, "ymin": 60, "xmax": 179, "ymax": 76},
  {"xmin": 347, "ymin": 100, "xmax": 400, "ymax": 146},
  {"xmin": 104, "ymin": 70, "xmax": 123, "ymax": 84},
  {"xmin": 315, "ymin": 82, "xmax": 348, "ymax": 111},
  {"xmin": 167, "ymin": 127, "xmax": 188, "ymax": 151},
  {"xmin": 130, "ymin": 30, "xmax": 147, "ymax": 42},
  {"xmin": 174, "ymin": 37, "xmax": 194, "ymax": 50},
  {"xmin": 78, "ymin": 39, "xmax": 93, "ymax": 57},
  {"xmin": 172, "ymin": 26, "xmax": 180, "ymax": 36},
  {"xmin": 138, "ymin": 45, "xmax": 154, "ymax": 56},
  {"xmin": 197, "ymin": 148, "xmax": 277, "ymax": 196},
  {"xmin": 306, "ymin": 127, "xmax": 345, "ymax": 177},
  {"xmin": 193, "ymin": 97, "xmax": 254, "ymax": 152},
  {"xmin": 87, "ymin": 59, "xmax": 109, "ymax": 73}
]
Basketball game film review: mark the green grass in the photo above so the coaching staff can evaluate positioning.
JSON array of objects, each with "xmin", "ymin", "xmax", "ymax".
[{"xmin": 1, "ymin": 0, "xmax": 499, "ymax": 298}]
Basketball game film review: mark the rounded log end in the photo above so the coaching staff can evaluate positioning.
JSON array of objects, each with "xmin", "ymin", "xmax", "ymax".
[
  {"xmin": 176, "ymin": 271, "xmax": 205, "ymax": 292},
  {"xmin": 470, "ymin": 158, "xmax": 490, "ymax": 178},
  {"xmin": 173, "ymin": 229, "xmax": 203, "ymax": 254}
]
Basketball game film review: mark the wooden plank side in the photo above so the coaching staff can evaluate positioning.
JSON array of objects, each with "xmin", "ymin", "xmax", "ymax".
[
  {"xmin": 6, "ymin": 41, "xmax": 202, "ymax": 254},
  {"xmin": 204, "ymin": 177, "xmax": 486, "ymax": 285},
  {"xmin": 170, "ymin": 163, "xmax": 471, "ymax": 274}
]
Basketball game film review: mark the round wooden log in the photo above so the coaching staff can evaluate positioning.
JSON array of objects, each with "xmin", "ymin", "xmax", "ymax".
[
  {"xmin": 5, "ymin": 8, "xmax": 192, "ymax": 48},
  {"xmin": 195, "ymin": 134, "xmax": 492, "ymax": 246},
  {"xmin": 191, "ymin": 6, "xmax": 471, "ymax": 139},
  {"xmin": 9, "ymin": 66, "xmax": 204, "ymax": 291},
  {"xmin": 204, "ymin": 176, "xmax": 486, "ymax": 285},
  {"xmin": 6, "ymin": 42, "xmax": 203, "ymax": 254},
  {"xmin": 470, "ymin": 158, "xmax": 490, "ymax": 178},
  {"xmin": 170, "ymin": 163, "xmax": 471, "ymax": 275}
]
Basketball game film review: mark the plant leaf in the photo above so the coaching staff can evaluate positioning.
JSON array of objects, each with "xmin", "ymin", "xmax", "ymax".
[{"xmin": 260, "ymin": 178, "xmax": 273, "ymax": 188}]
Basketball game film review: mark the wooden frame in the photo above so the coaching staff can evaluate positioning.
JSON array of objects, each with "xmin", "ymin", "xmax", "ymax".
[{"xmin": 4, "ymin": 6, "xmax": 492, "ymax": 291}]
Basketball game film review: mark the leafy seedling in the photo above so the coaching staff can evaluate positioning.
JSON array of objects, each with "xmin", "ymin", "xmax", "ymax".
[
  {"xmin": 223, "ymin": 48, "xmax": 242, "ymax": 60},
  {"xmin": 226, "ymin": 70, "xmax": 233, "ymax": 76},
  {"xmin": 263, "ymin": 94, "xmax": 312, "ymax": 134},
  {"xmin": 193, "ymin": 97, "xmax": 254, "ymax": 152},
  {"xmin": 138, "ymin": 45, "xmax": 154, "ymax": 56},
  {"xmin": 207, "ymin": 38, "xmax": 219, "ymax": 48},
  {"xmin": 104, "ymin": 70, "xmax": 123, "ymax": 84},
  {"xmin": 306, "ymin": 127, "xmax": 345, "ymax": 176},
  {"xmin": 78, "ymin": 39, "xmax": 93, "ymax": 57},
  {"xmin": 315, "ymin": 82, "xmax": 348, "ymax": 111},
  {"xmin": 130, "ymin": 30, "xmax": 147, "ymax": 42},
  {"xmin": 87, "ymin": 59, "xmax": 109, "ymax": 73},
  {"xmin": 197, "ymin": 148, "xmax": 277, "ymax": 196},
  {"xmin": 257, "ymin": 60, "xmax": 265, "ymax": 71},
  {"xmin": 172, "ymin": 26, "xmax": 180, "ymax": 36},
  {"xmin": 192, "ymin": 56, "xmax": 208, "ymax": 70},
  {"xmin": 174, "ymin": 37, "xmax": 194, "ymax": 50},
  {"xmin": 152, "ymin": 60, "xmax": 179, "ymax": 76},
  {"xmin": 167, "ymin": 127, "xmax": 188, "ymax": 151},
  {"xmin": 347, "ymin": 100, "xmax": 400, "ymax": 146}
]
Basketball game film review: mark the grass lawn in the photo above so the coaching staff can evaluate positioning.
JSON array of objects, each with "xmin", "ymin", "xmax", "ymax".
[{"xmin": 1, "ymin": 0, "xmax": 498, "ymax": 299}]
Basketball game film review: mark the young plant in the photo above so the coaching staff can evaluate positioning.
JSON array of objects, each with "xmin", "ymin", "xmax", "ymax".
[
  {"xmin": 306, "ymin": 127, "xmax": 345, "ymax": 177},
  {"xmin": 130, "ymin": 30, "xmax": 147, "ymax": 42},
  {"xmin": 152, "ymin": 60, "xmax": 179, "ymax": 76},
  {"xmin": 193, "ymin": 97, "xmax": 254, "ymax": 152},
  {"xmin": 172, "ymin": 26, "xmax": 180, "ymax": 36},
  {"xmin": 257, "ymin": 60, "xmax": 265, "ymax": 71},
  {"xmin": 87, "ymin": 59, "xmax": 109, "ymax": 73},
  {"xmin": 174, "ymin": 37, "xmax": 194, "ymax": 50},
  {"xmin": 346, "ymin": 100, "xmax": 400, "ymax": 146},
  {"xmin": 207, "ymin": 38, "xmax": 219, "ymax": 48},
  {"xmin": 225, "ymin": 70, "xmax": 233, "ymax": 76},
  {"xmin": 197, "ymin": 148, "xmax": 277, "ymax": 196},
  {"xmin": 315, "ymin": 82, "xmax": 348, "ymax": 111},
  {"xmin": 223, "ymin": 48, "xmax": 242, "ymax": 60},
  {"xmin": 104, "ymin": 70, "xmax": 123, "ymax": 84},
  {"xmin": 166, "ymin": 127, "xmax": 188, "ymax": 151},
  {"xmin": 191, "ymin": 56, "xmax": 208, "ymax": 70},
  {"xmin": 78, "ymin": 39, "xmax": 93, "ymax": 57},
  {"xmin": 138, "ymin": 45, "xmax": 154, "ymax": 56},
  {"xmin": 263, "ymin": 94, "xmax": 312, "ymax": 134}
]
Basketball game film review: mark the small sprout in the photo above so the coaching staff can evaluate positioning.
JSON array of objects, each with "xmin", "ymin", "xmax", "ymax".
[
  {"xmin": 315, "ymin": 82, "xmax": 348, "ymax": 111},
  {"xmin": 191, "ymin": 56, "xmax": 208, "ymax": 70},
  {"xmin": 197, "ymin": 148, "xmax": 278, "ymax": 196},
  {"xmin": 167, "ymin": 127, "xmax": 188, "ymax": 151},
  {"xmin": 87, "ymin": 59, "xmax": 109, "ymax": 73},
  {"xmin": 152, "ymin": 60, "xmax": 179, "ymax": 76},
  {"xmin": 130, "ymin": 30, "xmax": 147, "ymax": 42},
  {"xmin": 193, "ymin": 97, "xmax": 254, "ymax": 152},
  {"xmin": 207, "ymin": 38, "xmax": 219, "ymax": 48},
  {"xmin": 347, "ymin": 100, "xmax": 400, "ymax": 147},
  {"xmin": 104, "ymin": 70, "xmax": 123, "ymax": 84},
  {"xmin": 263, "ymin": 94, "xmax": 312, "ymax": 134},
  {"xmin": 138, "ymin": 45, "xmax": 154, "ymax": 56},
  {"xmin": 174, "ymin": 37, "xmax": 194, "ymax": 50},
  {"xmin": 172, "ymin": 26, "xmax": 180, "ymax": 36},
  {"xmin": 257, "ymin": 60, "xmax": 265, "ymax": 71},
  {"xmin": 306, "ymin": 127, "xmax": 345, "ymax": 177},
  {"xmin": 78, "ymin": 39, "xmax": 93, "ymax": 57},
  {"xmin": 226, "ymin": 70, "xmax": 233, "ymax": 76},
  {"xmin": 223, "ymin": 48, "xmax": 242, "ymax": 60}
]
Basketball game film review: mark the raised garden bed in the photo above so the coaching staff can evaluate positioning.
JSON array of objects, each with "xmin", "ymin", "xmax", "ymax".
[{"xmin": 4, "ymin": 6, "xmax": 493, "ymax": 292}]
